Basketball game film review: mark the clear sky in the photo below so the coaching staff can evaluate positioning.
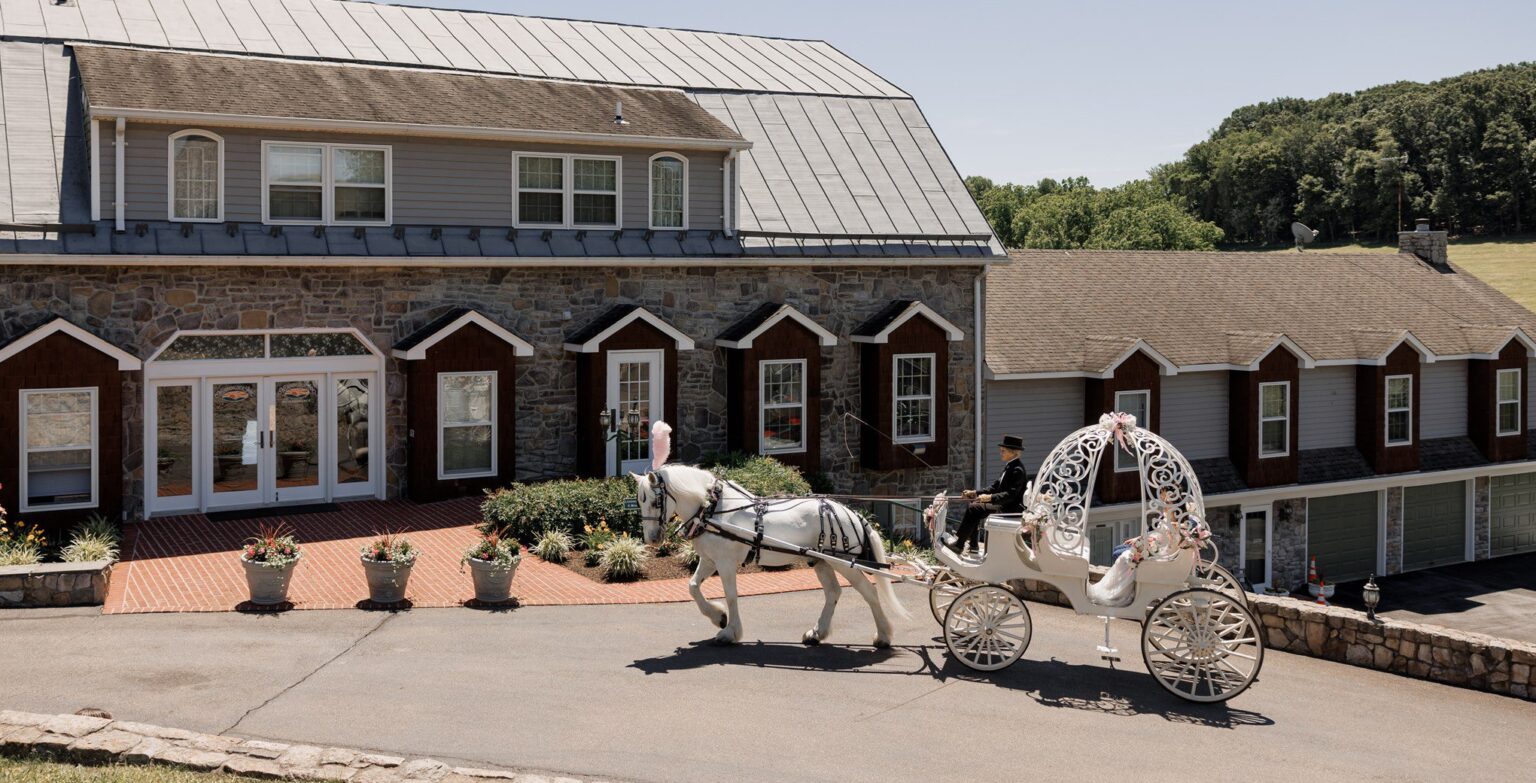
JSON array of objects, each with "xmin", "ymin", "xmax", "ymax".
[{"xmin": 395, "ymin": 1, "xmax": 1536, "ymax": 187}]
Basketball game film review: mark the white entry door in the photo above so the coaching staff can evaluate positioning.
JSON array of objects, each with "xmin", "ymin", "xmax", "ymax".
[
  {"xmin": 606, "ymin": 350, "xmax": 664, "ymax": 476},
  {"xmin": 204, "ymin": 376, "xmax": 326, "ymax": 509}
]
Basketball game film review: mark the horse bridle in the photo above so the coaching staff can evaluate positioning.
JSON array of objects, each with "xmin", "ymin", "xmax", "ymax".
[{"xmin": 642, "ymin": 470, "xmax": 720, "ymax": 540}]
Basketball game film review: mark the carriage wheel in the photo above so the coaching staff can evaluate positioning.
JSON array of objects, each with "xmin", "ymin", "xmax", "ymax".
[
  {"xmin": 943, "ymin": 584, "xmax": 1032, "ymax": 672},
  {"xmin": 1141, "ymin": 588, "xmax": 1264, "ymax": 703},
  {"xmin": 1193, "ymin": 561, "xmax": 1250, "ymax": 608},
  {"xmin": 928, "ymin": 569, "xmax": 976, "ymax": 625}
]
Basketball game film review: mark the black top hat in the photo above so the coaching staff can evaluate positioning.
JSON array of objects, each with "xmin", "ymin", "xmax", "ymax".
[{"xmin": 997, "ymin": 435, "xmax": 1024, "ymax": 451}]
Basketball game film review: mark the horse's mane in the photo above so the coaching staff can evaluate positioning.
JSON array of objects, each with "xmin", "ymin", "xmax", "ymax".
[{"xmin": 656, "ymin": 464, "xmax": 756, "ymax": 504}]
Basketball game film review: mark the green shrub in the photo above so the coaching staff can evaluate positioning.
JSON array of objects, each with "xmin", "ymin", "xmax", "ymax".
[
  {"xmin": 712, "ymin": 455, "xmax": 811, "ymax": 497},
  {"xmin": 481, "ymin": 477, "xmax": 640, "ymax": 545},
  {"xmin": 600, "ymin": 535, "xmax": 649, "ymax": 581},
  {"xmin": 533, "ymin": 529, "xmax": 573, "ymax": 563}
]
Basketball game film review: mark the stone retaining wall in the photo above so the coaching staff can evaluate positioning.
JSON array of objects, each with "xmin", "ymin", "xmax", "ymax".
[
  {"xmin": 0, "ymin": 709, "xmax": 586, "ymax": 782},
  {"xmin": 0, "ymin": 561, "xmax": 111, "ymax": 608},
  {"xmin": 1006, "ymin": 579, "xmax": 1536, "ymax": 700}
]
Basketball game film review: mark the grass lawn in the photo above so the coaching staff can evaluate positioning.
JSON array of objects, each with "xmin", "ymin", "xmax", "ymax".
[
  {"xmin": 1240, "ymin": 235, "xmax": 1536, "ymax": 311},
  {"xmin": 0, "ymin": 758, "xmax": 251, "ymax": 783}
]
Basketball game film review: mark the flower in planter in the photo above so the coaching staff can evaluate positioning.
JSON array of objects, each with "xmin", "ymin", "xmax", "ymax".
[
  {"xmin": 243, "ymin": 523, "xmax": 300, "ymax": 568},
  {"xmin": 362, "ymin": 530, "xmax": 418, "ymax": 565},
  {"xmin": 461, "ymin": 528, "xmax": 521, "ymax": 570}
]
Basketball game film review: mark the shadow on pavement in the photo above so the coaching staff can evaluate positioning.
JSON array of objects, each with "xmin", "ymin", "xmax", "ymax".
[{"xmin": 630, "ymin": 638, "xmax": 1275, "ymax": 729}]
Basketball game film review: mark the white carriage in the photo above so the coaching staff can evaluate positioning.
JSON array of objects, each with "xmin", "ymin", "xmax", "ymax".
[{"xmin": 922, "ymin": 413, "xmax": 1264, "ymax": 703}]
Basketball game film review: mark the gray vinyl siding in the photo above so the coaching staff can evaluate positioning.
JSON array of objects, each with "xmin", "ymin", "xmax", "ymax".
[
  {"xmin": 101, "ymin": 125, "xmax": 726, "ymax": 231},
  {"xmin": 985, "ymin": 378, "xmax": 1084, "ymax": 477},
  {"xmin": 1299, "ymin": 366, "xmax": 1355, "ymax": 450},
  {"xmin": 1160, "ymin": 371, "xmax": 1229, "ymax": 460},
  {"xmin": 1420, "ymin": 359, "xmax": 1468, "ymax": 439}
]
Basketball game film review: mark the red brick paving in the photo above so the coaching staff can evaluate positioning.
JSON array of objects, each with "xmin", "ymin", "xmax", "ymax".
[{"xmin": 104, "ymin": 497, "xmax": 827, "ymax": 614}]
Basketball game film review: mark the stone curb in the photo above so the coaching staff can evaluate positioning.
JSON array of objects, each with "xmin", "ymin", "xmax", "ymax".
[
  {"xmin": 1008, "ymin": 578, "xmax": 1536, "ymax": 701},
  {"xmin": 0, "ymin": 710, "xmax": 611, "ymax": 783}
]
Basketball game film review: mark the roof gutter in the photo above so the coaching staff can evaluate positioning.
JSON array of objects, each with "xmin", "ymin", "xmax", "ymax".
[
  {"xmin": 0, "ymin": 254, "xmax": 997, "ymax": 269},
  {"xmin": 88, "ymin": 107, "xmax": 753, "ymax": 152}
]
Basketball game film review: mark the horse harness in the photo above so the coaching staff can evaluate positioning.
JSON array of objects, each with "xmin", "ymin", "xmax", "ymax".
[{"xmin": 649, "ymin": 473, "xmax": 887, "ymax": 570}]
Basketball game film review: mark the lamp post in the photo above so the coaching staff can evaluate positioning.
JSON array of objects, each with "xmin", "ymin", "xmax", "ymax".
[
  {"xmin": 598, "ymin": 407, "xmax": 647, "ymax": 476},
  {"xmin": 1362, "ymin": 573, "xmax": 1382, "ymax": 622}
]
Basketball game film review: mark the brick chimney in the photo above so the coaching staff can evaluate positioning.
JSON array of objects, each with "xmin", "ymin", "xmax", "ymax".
[{"xmin": 1399, "ymin": 218, "xmax": 1449, "ymax": 268}]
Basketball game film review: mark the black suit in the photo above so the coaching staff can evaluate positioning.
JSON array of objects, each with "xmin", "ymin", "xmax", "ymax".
[{"xmin": 955, "ymin": 458, "xmax": 1028, "ymax": 548}]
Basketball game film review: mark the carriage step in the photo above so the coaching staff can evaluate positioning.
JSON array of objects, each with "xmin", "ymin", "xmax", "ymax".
[{"xmin": 1097, "ymin": 645, "xmax": 1121, "ymax": 663}]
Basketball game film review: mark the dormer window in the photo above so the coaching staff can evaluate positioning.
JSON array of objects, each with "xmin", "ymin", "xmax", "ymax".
[
  {"xmin": 262, "ymin": 142, "xmax": 391, "ymax": 225},
  {"xmin": 1497, "ymin": 367, "xmax": 1523, "ymax": 436},
  {"xmin": 169, "ymin": 130, "xmax": 222, "ymax": 222},
  {"xmin": 1386, "ymin": 374, "xmax": 1413, "ymax": 446},
  {"xmin": 649, "ymin": 153, "xmax": 687, "ymax": 229},
  {"xmin": 514, "ymin": 153, "xmax": 621, "ymax": 228}
]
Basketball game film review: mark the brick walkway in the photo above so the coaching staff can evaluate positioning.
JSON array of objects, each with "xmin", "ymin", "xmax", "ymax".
[{"xmin": 104, "ymin": 497, "xmax": 825, "ymax": 614}]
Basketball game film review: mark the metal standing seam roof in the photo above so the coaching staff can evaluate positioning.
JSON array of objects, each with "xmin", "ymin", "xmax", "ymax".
[
  {"xmin": 0, "ymin": 1, "xmax": 999, "ymax": 254},
  {"xmin": 987, "ymin": 249, "xmax": 1536, "ymax": 376}
]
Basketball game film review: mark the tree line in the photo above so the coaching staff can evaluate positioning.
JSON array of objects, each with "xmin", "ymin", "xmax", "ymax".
[{"xmin": 971, "ymin": 61, "xmax": 1536, "ymax": 248}]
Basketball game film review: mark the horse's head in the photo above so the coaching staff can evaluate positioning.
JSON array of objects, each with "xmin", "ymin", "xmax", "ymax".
[{"xmin": 630, "ymin": 471, "xmax": 665, "ymax": 545}]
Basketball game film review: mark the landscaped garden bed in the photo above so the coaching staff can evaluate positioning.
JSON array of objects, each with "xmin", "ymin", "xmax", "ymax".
[
  {"xmin": 0, "ymin": 512, "xmax": 120, "ymax": 608},
  {"xmin": 482, "ymin": 454, "xmax": 819, "ymax": 583}
]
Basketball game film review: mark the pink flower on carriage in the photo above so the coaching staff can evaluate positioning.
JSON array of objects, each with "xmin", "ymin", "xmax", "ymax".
[{"xmin": 1097, "ymin": 411, "xmax": 1137, "ymax": 451}]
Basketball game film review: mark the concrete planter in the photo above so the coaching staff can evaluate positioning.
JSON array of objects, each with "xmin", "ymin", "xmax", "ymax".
[
  {"xmin": 241, "ymin": 553, "xmax": 300, "ymax": 605},
  {"xmin": 466, "ymin": 557, "xmax": 518, "ymax": 603},
  {"xmin": 0, "ymin": 560, "xmax": 112, "ymax": 607},
  {"xmin": 361, "ymin": 557, "xmax": 413, "ymax": 604}
]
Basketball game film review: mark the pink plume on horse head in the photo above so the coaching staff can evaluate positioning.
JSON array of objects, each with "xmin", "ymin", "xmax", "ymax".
[{"xmin": 650, "ymin": 420, "xmax": 672, "ymax": 470}]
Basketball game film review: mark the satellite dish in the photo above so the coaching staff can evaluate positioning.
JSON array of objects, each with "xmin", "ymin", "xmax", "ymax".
[{"xmin": 1292, "ymin": 221, "xmax": 1319, "ymax": 252}]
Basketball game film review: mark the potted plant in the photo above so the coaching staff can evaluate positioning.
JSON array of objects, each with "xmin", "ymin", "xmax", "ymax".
[
  {"xmin": 360, "ymin": 531, "xmax": 417, "ymax": 605},
  {"xmin": 156, "ymin": 446, "xmax": 175, "ymax": 475},
  {"xmin": 461, "ymin": 528, "xmax": 521, "ymax": 604},
  {"xmin": 241, "ymin": 524, "xmax": 301, "ymax": 605}
]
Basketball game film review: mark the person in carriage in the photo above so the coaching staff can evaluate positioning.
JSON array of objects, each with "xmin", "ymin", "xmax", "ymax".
[{"xmin": 947, "ymin": 434, "xmax": 1028, "ymax": 555}]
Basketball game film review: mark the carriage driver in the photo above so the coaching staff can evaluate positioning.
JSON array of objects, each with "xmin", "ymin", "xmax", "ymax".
[{"xmin": 946, "ymin": 435, "xmax": 1028, "ymax": 554}]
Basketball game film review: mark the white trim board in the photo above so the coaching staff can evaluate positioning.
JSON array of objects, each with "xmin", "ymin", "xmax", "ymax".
[
  {"xmin": 850, "ymin": 301, "xmax": 964, "ymax": 344},
  {"xmin": 716, "ymin": 304, "xmax": 837, "ymax": 349},
  {"xmin": 393, "ymin": 311, "xmax": 534, "ymax": 360},
  {"xmin": 0, "ymin": 320, "xmax": 141, "ymax": 371},
  {"xmin": 563, "ymin": 307, "xmax": 696, "ymax": 353}
]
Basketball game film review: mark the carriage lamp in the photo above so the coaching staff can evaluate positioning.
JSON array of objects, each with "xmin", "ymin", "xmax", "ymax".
[
  {"xmin": 626, "ymin": 407, "xmax": 643, "ymax": 435},
  {"xmin": 598, "ymin": 408, "xmax": 612, "ymax": 432},
  {"xmin": 1362, "ymin": 574, "xmax": 1381, "ymax": 622}
]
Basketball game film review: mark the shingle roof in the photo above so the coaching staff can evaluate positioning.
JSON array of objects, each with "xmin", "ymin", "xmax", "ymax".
[
  {"xmin": 988, "ymin": 249, "xmax": 1536, "ymax": 376},
  {"xmin": 851, "ymin": 300, "xmax": 916, "ymax": 339},
  {"xmin": 76, "ymin": 46, "xmax": 745, "ymax": 145}
]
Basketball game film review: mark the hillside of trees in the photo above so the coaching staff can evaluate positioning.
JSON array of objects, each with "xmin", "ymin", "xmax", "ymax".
[{"xmin": 972, "ymin": 61, "xmax": 1536, "ymax": 248}]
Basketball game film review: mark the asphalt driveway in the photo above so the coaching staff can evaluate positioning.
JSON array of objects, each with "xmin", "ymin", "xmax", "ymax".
[
  {"xmin": 1333, "ymin": 552, "xmax": 1536, "ymax": 643},
  {"xmin": 4, "ymin": 586, "xmax": 1533, "ymax": 783}
]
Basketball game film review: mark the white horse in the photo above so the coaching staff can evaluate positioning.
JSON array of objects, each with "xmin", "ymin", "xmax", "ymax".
[{"xmin": 632, "ymin": 463, "xmax": 908, "ymax": 647}]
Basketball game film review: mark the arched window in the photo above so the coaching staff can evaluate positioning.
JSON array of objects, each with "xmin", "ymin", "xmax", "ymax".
[
  {"xmin": 168, "ymin": 130, "xmax": 223, "ymax": 222},
  {"xmin": 649, "ymin": 153, "xmax": 687, "ymax": 229}
]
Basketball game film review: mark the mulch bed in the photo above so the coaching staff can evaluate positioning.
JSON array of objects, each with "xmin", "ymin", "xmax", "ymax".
[{"xmin": 551, "ymin": 547, "xmax": 808, "ymax": 583}]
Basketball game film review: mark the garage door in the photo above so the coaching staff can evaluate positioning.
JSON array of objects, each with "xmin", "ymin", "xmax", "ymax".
[
  {"xmin": 1491, "ymin": 472, "xmax": 1536, "ymax": 557},
  {"xmin": 1403, "ymin": 482, "xmax": 1468, "ymax": 570},
  {"xmin": 1308, "ymin": 492, "xmax": 1379, "ymax": 583}
]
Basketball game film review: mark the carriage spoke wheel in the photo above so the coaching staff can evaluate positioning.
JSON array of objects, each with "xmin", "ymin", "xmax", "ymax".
[
  {"xmin": 928, "ymin": 569, "xmax": 977, "ymax": 625},
  {"xmin": 943, "ymin": 585, "xmax": 1032, "ymax": 672},
  {"xmin": 1141, "ymin": 588, "xmax": 1264, "ymax": 703},
  {"xmin": 1193, "ymin": 561, "xmax": 1250, "ymax": 608}
]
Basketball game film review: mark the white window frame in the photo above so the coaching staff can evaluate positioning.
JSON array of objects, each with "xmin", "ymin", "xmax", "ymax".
[
  {"xmin": 758, "ymin": 358, "xmax": 807, "ymax": 456},
  {"xmin": 436, "ymin": 371, "xmax": 497, "ymax": 481},
  {"xmin": 648, "ymin": 152, "xmax": 689, "ymax": 230},
  {"xmin": 511, "ymin": 152, "xmax": 623, "ymax": 230},
  {"xmin": 1113, "ymin": 389, "xmax": 1151, "ymax": 472},
  {"xmin": 892, "ymin": 352, "xmax": 936, "ymax": 445},
  {"xmin": 18, "ymin": 387, "xmax": 99, "ymax": 514},
  {"xmin": 1385, "ymin": 374, "xmax": 1413, "ymax": 447},
  {"xmin": 260, "ymin": 141, "xmax": 393, "ymax": 227},
  {"xmin": 167, "ymin": 129, "xmax": 224, "ymax": 223},
  {"xmin": 1496, "ymin": 367, "xmax": 1522, "ymax": 436},
  {"xmin": 1258, "ymin": 380, "xmax": 1291, "ymax": 458}
]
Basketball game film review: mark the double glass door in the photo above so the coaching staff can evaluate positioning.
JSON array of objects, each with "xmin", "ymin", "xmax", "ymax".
[{"xmin": 149, "ymin": 374, "xmax": 374, "ymax": 513}]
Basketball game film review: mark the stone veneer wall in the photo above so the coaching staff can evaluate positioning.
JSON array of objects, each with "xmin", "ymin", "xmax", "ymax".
[
  {"xmin": 1385, "ymin": 486, "xmax": 1404, "ymax": 574},
  {"xmin": 1270, "ymin": 497, "xmax": 1308, "ymax": 591},
  {"xmin": 1205, "ymin": 504, "xmax": 1242, "ymax": 578},
  {"xmin": 0, "ymin": 561, "xmax": 111, "ymax": 607},
  {"xmin": 0, "ymin": 264, "xmax": 982, "ymax": 516},
  {"xmin": 1473, "ymin": 475, "xmax": 1491, "ymax": 560}
]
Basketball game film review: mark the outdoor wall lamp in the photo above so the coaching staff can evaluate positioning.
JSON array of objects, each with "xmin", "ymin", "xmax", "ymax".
[
  {"xmin": 1362, "ymin": 574, "xmax": 1381, "ymax": 622},
  {"xmin": 599, "ymin": 408, "xmax": 647, "ymax": 476}
]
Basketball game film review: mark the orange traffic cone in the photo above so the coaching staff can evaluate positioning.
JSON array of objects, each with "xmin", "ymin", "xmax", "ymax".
[
  {"xmin": 1315, "ymin": 581, "xmax": 1328, "ymax": 606},
  {"xmin": 1308, "ymin": 556, "xmax": 1319, "ymax": 585}
]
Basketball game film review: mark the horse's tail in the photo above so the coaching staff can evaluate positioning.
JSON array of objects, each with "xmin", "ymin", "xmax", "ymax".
[{"xmin": 864, "ymin": 528, "xmax": 911, "ymax": 621}]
